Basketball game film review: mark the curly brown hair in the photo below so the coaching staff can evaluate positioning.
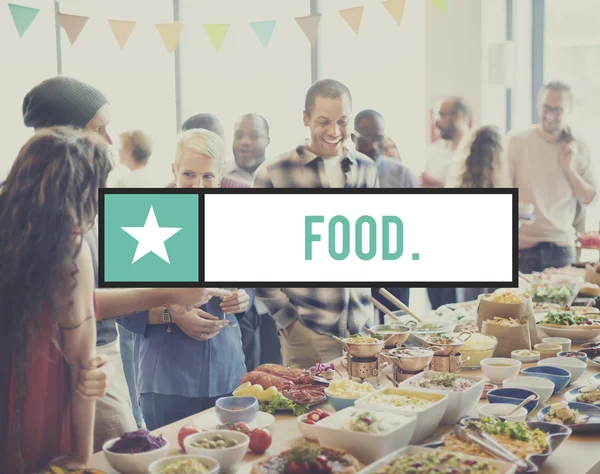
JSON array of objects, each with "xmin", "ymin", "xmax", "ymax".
[
  {"xmin": 0, "ymin": 127, "xmax": 112, "ymax": 473},
  {"xmin": 458, "ymin": 126, "xmax": 505, "ymax": 189}
]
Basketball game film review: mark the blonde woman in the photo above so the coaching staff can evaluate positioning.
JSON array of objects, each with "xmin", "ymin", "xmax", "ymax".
[{"xmin": 117, "ymin": 129, "xmax": 252, "ymax": 429}]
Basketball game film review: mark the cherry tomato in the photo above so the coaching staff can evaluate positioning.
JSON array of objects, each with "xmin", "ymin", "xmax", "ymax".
[
  {"xmin": 288, "ymin": 461, "xmax": 309, "ymax": 474},
  {"xmin": 228, "ymin": 422, "xmax": 251, "ymax": 436},
  {"xmin": 249, "ymin": 428, "xmax": 272, "ymax": 454},
  {"xmin": 177, "ymin": 425, "xmax": 199, "ymax": 451}
]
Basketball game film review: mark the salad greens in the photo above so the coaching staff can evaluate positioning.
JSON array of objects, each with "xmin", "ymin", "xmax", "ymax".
[
  {"xmin": 471, "ymin": 417, "xmax": 547, "ymax": 449},
  {"xmin": 528, "ymin": 285, "xmax": 573, "ymax": 307},
  {"xmin": 541, "ymin": 311, "xmax": 596, "ymax": 326},
  {"xmin": 259, "ymin": 393, "xmax": 307, "ymax": 416}
]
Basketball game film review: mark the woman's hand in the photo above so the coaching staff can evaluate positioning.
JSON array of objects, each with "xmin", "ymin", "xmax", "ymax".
[
  {"xmin": 76, "ymin": 355, "xmax": 114, "ymax": 400},
  {"xmin": 171, "ymin": 307, "xmax": 227, "ymax": 342},
  {"xmin": 220, "ymin": 289, "xmax": 250, "ymax": 314}
]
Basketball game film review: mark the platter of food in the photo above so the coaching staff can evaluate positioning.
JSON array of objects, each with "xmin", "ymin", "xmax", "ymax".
[
  {"xmin": 424, "ymin": 416, "xmax": 572, "ymax": 473},
  {"xmin": 537, "ymin": 401, "xmax": 600, "ymax": 434},
  {"xmin": 526, "ymin": 274, "xmax": 583, "ymax": 307},
  {"xmin": 536, "ymin": 311, "xmax": 600, "ymax": 342},
  {"xmin": 564, "ymin": 383, "xmax": 600, "ymax": 406},
  {"xmin": 250, "ymin": 440, "xmax": 362, "ymax": 474},
  {"xmin": 359, "ymin": 446, "xmax": 517, "ymax": 474}
]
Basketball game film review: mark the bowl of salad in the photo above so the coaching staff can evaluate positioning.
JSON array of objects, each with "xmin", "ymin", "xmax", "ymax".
[
  {"xmin": 527, "ymin": 274, "xmax": 583, "ymax": 308},
  {"xmin": 537, "ymin": 401, "xmax": 600, "ymax": 434},
  {"xmin": 537, "ymin": 311, "xmax": 600, "ymax": 342}
]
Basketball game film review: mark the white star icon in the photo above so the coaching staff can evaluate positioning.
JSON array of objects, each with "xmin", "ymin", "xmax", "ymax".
[{"xmin": 121, "ymin": 206, "xmax": 182, "ymax": 264}]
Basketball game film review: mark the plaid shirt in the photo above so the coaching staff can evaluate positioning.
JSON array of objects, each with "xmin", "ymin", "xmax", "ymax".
[
  {"xmin": 253, "ymin": 145, "xmax": 377, "ymax": 337},
  {"xmin": 255, "ymin": 288, "xmax": 375, "ymax": 338},
  {"xmin": 253, "ymin": 145, "xmax": 379, "ymax": 188}
]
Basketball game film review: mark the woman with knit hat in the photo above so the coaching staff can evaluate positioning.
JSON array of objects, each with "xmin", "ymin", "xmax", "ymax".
[{"xmin": 19, "ymin": 76, "xmax": 232, "ymax": 452}]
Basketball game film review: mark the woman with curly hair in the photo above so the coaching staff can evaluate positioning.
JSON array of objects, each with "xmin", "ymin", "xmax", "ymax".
[{"xmin": 0, "ymin": 127, "xmax": 113, "ymax": 473}]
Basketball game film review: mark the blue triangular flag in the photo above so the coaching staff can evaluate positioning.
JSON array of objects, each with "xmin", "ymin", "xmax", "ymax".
[
  {"xmin": 249, "ymin": 20, "xmax": 276, "ymax": 49},
  {"xmin": 8, "ymin": 3, "xmax": 40, "ymax": 38}
]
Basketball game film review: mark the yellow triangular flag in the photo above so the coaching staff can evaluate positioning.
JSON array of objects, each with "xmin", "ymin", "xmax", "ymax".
[
  {"xmin": 156, "ymin": 21, "xmax": 184, "ymax": 53},
  {"xmin": 58, "ymin": 13, "xmax": 89, "ymax": 45},
  {"xmin": 295, "ymin": 14, "xmax": 321, "ymax": 47},
  {"xmin": 203, "ymin": 24, "xmax": 230, "ymax": 53},
  {"xmin": 108, "ymin": 19, "xmax": 136, "ymax": 49},
  {"xmin": 382, "ymin": 0, "xmax": 406, "ymax": 26},
  {"xmin": 339, "ymin": 6, "xmax": 364, "ymax": 35}
]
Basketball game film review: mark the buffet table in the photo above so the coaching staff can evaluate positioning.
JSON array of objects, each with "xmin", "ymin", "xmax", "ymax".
[{"xmin": 88, "ymin": 347, "xmax": 600, "ymax": 474}]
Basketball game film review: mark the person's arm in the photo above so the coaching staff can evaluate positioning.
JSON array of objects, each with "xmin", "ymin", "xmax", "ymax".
[
  {"xmin": 96, "ymin": 287, "xmax": 230, "ymax": 320},
  {"xmin": 255, "ymin": 288, "xmax": 299, "ymax": 330},
  {"xmin": 58, "ymin": 241, "xmax": 97, "ymax": 467},
  {"xmin": 561, "ymin": 142, "xmax": 597, "ymax": 205}
]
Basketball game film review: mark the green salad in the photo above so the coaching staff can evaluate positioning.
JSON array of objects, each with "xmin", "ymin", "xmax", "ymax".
[
  {"xmin": 469, "ymin": 417, "xmax": 547, "ymax": 450},
  {"xmin": 528, "ymin": 285, "xmax": 573, "ymax": 307}
]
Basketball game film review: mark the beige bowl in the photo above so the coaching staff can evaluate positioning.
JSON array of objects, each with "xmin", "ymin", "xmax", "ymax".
[{"xmin": 534, "ymin": 342, "xmax": 562, "ymax": 360}]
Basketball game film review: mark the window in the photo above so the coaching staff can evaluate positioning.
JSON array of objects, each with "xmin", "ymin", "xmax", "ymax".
[
  {"xmin": 0, "ymin": 0, "xmax": 57, "ymax": 179},
  {"xmin": 319, "ymin": 0, "xmax": 426, "ymax": 173},
  {"xmin": 178, "ymin": 0, "xmax": 312, "ymax": 165},
  {"xmin": 58, "ymin": 0, "xmax": 177, "ymax": 185}
]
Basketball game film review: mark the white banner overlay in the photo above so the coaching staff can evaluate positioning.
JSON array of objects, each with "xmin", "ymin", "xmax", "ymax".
[{"xmin": 203, "ymin": 192, "xmax": 515, "ymax": 284}]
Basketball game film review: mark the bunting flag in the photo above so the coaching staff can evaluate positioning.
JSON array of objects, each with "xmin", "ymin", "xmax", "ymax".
[
  {"xmin": 58, "ymin": 13, "xmax": 89, "ymax": 45},
  {"xmin": 156, "ymin": 21, "xmax": 184, "ymax": 53},
  {"xmin": 203, "ymin": 24, "xmax": 230, "ymax": 52},
  {"xmin": 295, "ymin": 14, "xmax": 320, "ymax": 47},
  {"xmin": 108, "ymin": 19, "xmax": 136, "ymax": 49},
  {"xmin": 431, "ymin": 0, "xmax": 448, "ymax": 13},
  {"xmin": 339, "ymin": 6, "xmax": 364, "ymax": 35},
  {"xmin": 249, "ymin": 20, "xmax": 276, "ymax": 49},
  {"xmin": 8, "ymin": 3, "xmax": 40, "ymax": 38},
  {"xmin": 382, "ymin": 0, "xmax": 406, "ymax": 26}
]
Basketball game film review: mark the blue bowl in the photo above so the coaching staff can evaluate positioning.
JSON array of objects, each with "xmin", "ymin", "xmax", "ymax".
[
  {"xmin": 487, "ymin": 387, "xmax": 539, "ymax": 414},
  {"xmin": 215, "ymin": 396, "xmax": 258, "ymax": 424},
  {"xmin": 557, "ymin": 351, "xmax": 588, "ymax": 363},
  {"xmin": 325, "ymin": 393, "xmax": 356, "ymax": 412},
  {"xmin": 522, "ymin": 366, "xmax": 571, "ymax": 394}
]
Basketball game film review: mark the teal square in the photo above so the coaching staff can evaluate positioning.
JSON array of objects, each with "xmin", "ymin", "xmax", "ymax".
[{"xmin": 103, "ymin": 193, "xmax": 199, "ymax": 283}]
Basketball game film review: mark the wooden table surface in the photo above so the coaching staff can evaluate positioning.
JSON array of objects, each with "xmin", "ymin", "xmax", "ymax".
[{"xmin": 89, "ymin": 349, "xmax": 600, "ymax": 474}]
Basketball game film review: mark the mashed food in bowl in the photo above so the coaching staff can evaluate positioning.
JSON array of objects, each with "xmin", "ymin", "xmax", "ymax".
[
  {"xmin": 157, "ymin": 458, "xmax": 210, "ymax": 474},
  {"xmin": 326, "ymin": 379, "xmax": 376, "ymax": 399},
  {"xmin": 460, "ymin": 333, "xmax": 497, "ymax": 369}
]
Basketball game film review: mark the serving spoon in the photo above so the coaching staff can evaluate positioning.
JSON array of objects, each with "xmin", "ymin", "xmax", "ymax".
[{"xmin": 506, "ymin": 394, "xmax": 537, "ymax": 417}]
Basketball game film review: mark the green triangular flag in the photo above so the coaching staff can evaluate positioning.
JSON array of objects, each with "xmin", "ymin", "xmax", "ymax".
[
  {"xmin": 203, "ymin": 24, "xmax": 230, "ymax": 52},
  {"xmin": 8, "ymin": 3, "xmax": 40, "ymax": 38},
  {"xmin": 249, "ymin": 20, "xmax": 276, "ymax": 49},
  {"xmin": 431, "ymin": 0, "xmax": 447, "ymax": 13}
]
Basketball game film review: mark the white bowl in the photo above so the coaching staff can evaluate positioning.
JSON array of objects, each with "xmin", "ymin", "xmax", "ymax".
[
  {"xmin": 359, "ymin": 445, "xmax": 517, "ymax": 474},
  {"xmin": 538, "ymin": 357, "xmax": 587, "ymax": 385},
  {"xmin": 398, "ymin": 371, "xmax": 485, "ymax": 424},
  {"xmin": 542, "ymin": 337, "xmax": 572, "ymax": 352},
  {"xmin": 537, "ymin": 324, "xmax": 600, "ymax": 343},
  {"xmin": 503, "ymin": 376, "xmax": 555, "ymax": 404},
  {"xmin": 148, "ymin": 454, "xmax": 219, "ymax": 474},
  {"xmin": 296, "ymin": 413, "xmax": 323, "ymax": 440},
  {"xmin": 355, "ymin": 388, "xmax": 448, "ymax": 443},
  {"xmin": 184, "ymin": 430, "xmax": 249, "ymax": 471},
  {"xmin": 478, "ymin": 403, "xmax": 528, "ymax": 421},
  {"xmin": 511, "ymin": 350, "xmax": 540, "ymax": 364},
  {"xmin": 480, "ymin": 358, "xmax": 522, "ymax": 383},
  {"xmin": 102, "ymin": 437, "xmax": 169, "ymax": 474},
  {"xmin": 313, "ymin": 407, "xmax": 417, "ymax": 465}
]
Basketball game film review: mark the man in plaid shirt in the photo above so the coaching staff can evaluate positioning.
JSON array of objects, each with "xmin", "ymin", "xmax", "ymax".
[{"xmin": 254, "ymin": 79, "xmax": 377, "ymax": 368}]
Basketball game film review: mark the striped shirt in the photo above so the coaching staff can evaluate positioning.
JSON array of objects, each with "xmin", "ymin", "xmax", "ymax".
[{"xmin": 253, "ymin": 145, "xmax": 379, "ymax": 188}]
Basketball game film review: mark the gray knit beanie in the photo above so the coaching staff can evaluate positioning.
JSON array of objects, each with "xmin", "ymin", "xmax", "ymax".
[{"xmin": 22, "ymin": 76, "xmax": 108, "ymax": 129}]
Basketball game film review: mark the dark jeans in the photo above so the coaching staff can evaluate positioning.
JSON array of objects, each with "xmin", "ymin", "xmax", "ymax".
[
  {"xmin": 370, "ymin": 288, "xmax": 410, "ymax": 325},
  {"xmin": 118, "ymin": 327, "xmax": 144, "ymax": 427},
  {"xmin": 140, "ymin": 392, "xmax": 232, "ymax": 430},
  {"xmin": 427, "ymin": 287, "xmax": 457, "ymax": 310},
  {"xmin": 238, "ymin": 305, "xmax": 282, "ymax": 372},
  {"xmin": 519, "ymin": 243, "xmax": 576, "ymax": 273}
]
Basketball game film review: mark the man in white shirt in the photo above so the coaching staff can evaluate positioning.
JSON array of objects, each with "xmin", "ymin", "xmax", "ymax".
[
  {"xmin": 422, "ymin": 97, "xmax": 471, "ymax": 188},
  {"xmin": 508, "ymin": 81, "xmax": 598, "ymax": 273},
  {"xmin": 227, "ymin": 113, "xmax": 270, "ymax": 185},
  {"xmin": 107, "ymin": 130, "xmax": 153, "ymax": 188}
]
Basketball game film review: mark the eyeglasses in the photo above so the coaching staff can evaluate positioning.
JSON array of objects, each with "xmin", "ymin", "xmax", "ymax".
[{"xmin": 540, "ymin": 104, "xmax": 565, "ymax": 116}]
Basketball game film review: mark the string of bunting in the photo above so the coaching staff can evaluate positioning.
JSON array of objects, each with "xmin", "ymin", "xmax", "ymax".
[{"xmin": 6, "ymin": 0, "xmax": 447, "ymax": 52}]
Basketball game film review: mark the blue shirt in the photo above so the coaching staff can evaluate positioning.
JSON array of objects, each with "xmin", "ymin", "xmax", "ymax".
[{"xmin": 118, "ymin": 294, "xmax": 251, "ymax": 398}]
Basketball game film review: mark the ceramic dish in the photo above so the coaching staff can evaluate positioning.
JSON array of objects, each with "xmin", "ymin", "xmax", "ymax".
[
  {"xmin": 102, "ymin": 437, "xmax": 170, "ymax": 474},
  {"xmin": 564, "ymin": 385, "xmax": 600, "ymax": 406},
  {"xmin": 537, "ymin": 402, "xmax": 600, "ymax": 434},
  {"xmin": 590, "ymin": 373, "xmax": 600, "ymax": 385},
  {"xmin": 424, "ymin": 417, "xmax": 572, "ymax": 474},
  {"xmin": 478, "ymin": 403, "xmax": 528, "ymax": 421},
  {"xmin": 503, "ymin": 376, "xmax": 555, "ymax": 404},
  {"xmin": 194, "ymin": 411, "xmax": 275, "ymax": 431},
  {"xmin": 312, "ymin": 407, "xmax": 417, "ymax": 465},
  {"xmin": 487, "ymin": 388, "xmax": 539, "ymax": 414},
  {"xmin": 480, "ymin": 358, "xmax": 521, "ymax": 383},
  {"xmin": 359, "ymin": 445, "xmax": 517, "ymax": 474},
  {"xmin": 148, "ymin": 455, "xmax": 219, "ymax": 474},
  {"xmin": 557, "ymin": 351, "xmax": 587, "ymax": 363},
  {"xmin": 521, "ymin": 366, "xmax": 571, "ymax": 394},
  {"xmin": 183, "ymin": 430, "xmax": 249, "ymax": 471},
  {"xmin": 398, "ymin": 371, "xmax": 485, "ymax": 424},
  {"xmin": 511, "ymin": 350, "xmax": 541, "ymax": 364},
  {"xmin": 536, "ymin": 324, "xmax": 600, "ymax": 343},
  {"xmin": 537, "ymin": 357, "xmax": 587, "ymax": 385}
]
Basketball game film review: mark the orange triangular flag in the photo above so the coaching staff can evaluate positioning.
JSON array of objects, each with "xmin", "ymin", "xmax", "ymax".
[
  {"xmin": 295, "ymin": 14, "xmax": 320, "ymax": 47},
  {"xmin": 108, "ymin": 19, "xmax": 136, "ymax": 49},
  {"xmin": 339, "ymin": 6, "xmax": 364, "ymax": 35},
  {"xmin": 58, "ymin": 13, "xmax": 89, "ymax": 45},
  {"xmin": 156, "ymin": 21, "xmax": 184, "ymax": 53},
  {"xmin": 382, "ymin": 0, "xmax": 406, "ymax": 26}
]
